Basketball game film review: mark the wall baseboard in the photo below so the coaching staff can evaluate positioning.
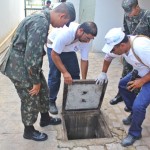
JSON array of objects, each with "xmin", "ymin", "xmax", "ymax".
[{"xmin": 0, "ymin": 27, "xmax": 17, "ymax": 53}]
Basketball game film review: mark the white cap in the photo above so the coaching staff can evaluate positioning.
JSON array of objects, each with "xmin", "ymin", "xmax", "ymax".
[{"xmin": 102, "ymin": 28, "xmax": 125, "ymax": 53}]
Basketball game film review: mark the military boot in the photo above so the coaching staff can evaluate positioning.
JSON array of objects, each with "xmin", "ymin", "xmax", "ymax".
[
  {"xmin": 23, "ymin": 125, "xmax": 48, "ymax": 141},
  {"xmin": 122, "ymin": 113, "xmax": 132, "ymax": 125},
  {"xmin": 49, "ymin": 101, "xmax": 58, "ymax": 114},
  {"xmin": 40, "ymin": 112, "xmax": 61, "ymax": 127},
  {"xmin": 110, "ymin": 92, "xmax": 123, "ymax": 105}
]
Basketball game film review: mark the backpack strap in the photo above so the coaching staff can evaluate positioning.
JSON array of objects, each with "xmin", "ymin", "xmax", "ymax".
[
  {"xmin": 132, "ymin": 10, "xmax": 148, "ymax": 35},
  {"xmin": 131, "ymin": 35, "xmax": 150, "ymax": 68}
]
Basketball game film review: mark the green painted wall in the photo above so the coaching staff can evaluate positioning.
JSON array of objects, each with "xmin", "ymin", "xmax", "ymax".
[{"xmin": 79, "ymin": 0, "xmax": 96, "ymax": 23}]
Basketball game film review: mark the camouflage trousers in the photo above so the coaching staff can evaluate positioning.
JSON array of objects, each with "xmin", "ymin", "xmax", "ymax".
[
  {"xmin": 122, "ymin": 58, "xmax": 133, "ymax": 77},
  {"xmin": 10, "ymin": 73, "xmax": 49, "ymax": 126}
]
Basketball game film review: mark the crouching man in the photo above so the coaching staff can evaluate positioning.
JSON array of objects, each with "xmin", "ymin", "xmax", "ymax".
[{"xmin": 96, "ymin": 28, "xmax": 150, "ymax": 147}]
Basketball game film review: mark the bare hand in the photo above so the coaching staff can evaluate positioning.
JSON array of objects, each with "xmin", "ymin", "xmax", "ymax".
[
  {"xmin": 127, "ymin": 78, "xmax": 143, "ymax": 91},
  {"xmin": 63, "ymin": 72, "xmax": 72, "ymax": 84},
  {"xmin": 29, "ymin": 83, "xmax": 41, "ymax": 96}
]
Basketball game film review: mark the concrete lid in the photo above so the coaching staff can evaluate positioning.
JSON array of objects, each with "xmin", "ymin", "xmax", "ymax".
[{"xmin": 62, "ymin": 79, "xmax": 107, "ymax": 112}]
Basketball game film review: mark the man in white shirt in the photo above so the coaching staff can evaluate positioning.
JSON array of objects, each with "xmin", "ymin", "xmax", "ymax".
[
  {"xmin": 47, "ymin": 22, "xmax": 97, "ymax": 114},
  {"xmin": 110, "ymin": 0, "xmax": 150, "ymax": 106},
  {"xmin": 96, "ymin": 28, "xmax": 150, "ymax": 147}
]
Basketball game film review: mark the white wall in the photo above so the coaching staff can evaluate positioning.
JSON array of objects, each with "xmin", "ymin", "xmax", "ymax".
[
  {"xmin": 92, "ymin": 0, "xmax": 123, "ymax": 52},
  {"xmin": 0, "ymin": 0, "xmax": 24, "ymax": 43},
  {"xmin": 79, "ymin": 0, "xmax": 95, "ymax": 23},
  {"xmin": 92, "ymin": 0, "xmax": 150, "ymax": 52},
  {"xmin": 139, "ymin": 0, "xmax": 150, "ymax": 10}
]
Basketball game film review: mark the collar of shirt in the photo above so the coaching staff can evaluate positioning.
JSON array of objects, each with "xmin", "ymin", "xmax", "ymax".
[{"xmin": 68, "ymin": 22, "xmax": 80, "ymax": 41}]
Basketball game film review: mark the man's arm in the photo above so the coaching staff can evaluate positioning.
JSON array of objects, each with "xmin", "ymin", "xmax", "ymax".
[
  {"xmin": 81, "ymin": 59, "xmax": 88, "ymax": 79},
  {"xmin": 51, "ymin": 50, "xmax": 72, "ymax": 84},
  {"xmin": 139, "ymin": 72, "xmax": 150, "ymax": 86},
  {"xmin": 95, "ymin": 54, "xmax": 114, "ymax": 85},
  {"xmin": 102, "ymin": 59, "xmax": 111, "ymax": 73},
  {"xmin": 24, "ymin": 19, "xmax": 48, "ymax": 95},
  {"xmin": 128, "ymin": 72, "xmax": 150, "ymax": 91}
]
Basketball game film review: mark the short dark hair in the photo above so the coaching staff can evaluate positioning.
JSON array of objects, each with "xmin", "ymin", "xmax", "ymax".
[
  {"xmin": 60, "ymin": 0, "xmax": 67, "ymax": 2},
  {"xmin": 46, "ymin": 0, "xmax": 51, "ymax": 4},
  {"xmin": 79, "ymin": 22, "xmax": 98, "ymax": 36},
  {"xmin": 54, "ymin": 2, "xmax": 76, "ymax": 23}
]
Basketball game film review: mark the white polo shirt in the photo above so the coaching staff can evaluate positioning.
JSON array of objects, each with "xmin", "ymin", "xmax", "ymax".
[
  {"xmin": 48, "ymin": 22, "xmax": 90, "ymax": 60},
  {"xmin": 105, "ymin": 36, "xmax": 150, "ymax": 77}
]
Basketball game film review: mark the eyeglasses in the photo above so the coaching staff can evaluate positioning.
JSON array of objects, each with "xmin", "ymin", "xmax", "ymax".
[
  {"xmin": 82, "ymin": 32, "xmax": 94, "ymax": 42},
  {"xmin": 84, "ymin": 33, "xmax": 92, "ymax": 41}
]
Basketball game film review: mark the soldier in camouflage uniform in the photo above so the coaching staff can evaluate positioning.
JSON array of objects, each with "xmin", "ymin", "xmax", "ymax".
[
  {"xmin": 42, "ymin": 0, "xmax": 51, "ymax": 10},
  {"xmin": 110, "ymin": 0, "xmax": 150, "ymax": 107},
  {"xmin": 2, "ymin": 2, "xmax": 75, "ymax": 141}
]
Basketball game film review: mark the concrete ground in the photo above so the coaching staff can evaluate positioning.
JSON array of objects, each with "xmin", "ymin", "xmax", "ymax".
[{"xmin": 0, "ymin": 52, "xmax": 150, "ymax": 150}]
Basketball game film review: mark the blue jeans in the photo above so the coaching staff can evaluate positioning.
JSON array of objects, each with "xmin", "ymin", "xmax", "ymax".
[
  {"xmin": 47, "ymin": 48, "xmax": 80, "ymax": 102},
  {"xmin": 119, "ymin": 73, "xmax": 150, "ymax": 137}
]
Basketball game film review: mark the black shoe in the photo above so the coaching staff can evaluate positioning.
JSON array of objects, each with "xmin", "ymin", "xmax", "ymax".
[
  {"xmin": 40, "ymin": 116, "xmax": 61, "ymax": 127},
  {"xmin": 23, "ymin": 129, "xmax": 48, "ymax": 141},
  {"xmin": 124, "ymin": 106, "xmax": 131, "ymax": 112},
  {"xmin": 110, "ymin": 95, "xmax": 123, "ymax": 105},
  {"xmin": 49, "ymin": 101, "xmax": 58, "ymax": 114},
  {"xmin": 121, "ymin": 134, "xmax": 142, "ymax": 147},
  {"xmin": 122, "ymin": 113, "xmax": 132, "ymax": 125}
]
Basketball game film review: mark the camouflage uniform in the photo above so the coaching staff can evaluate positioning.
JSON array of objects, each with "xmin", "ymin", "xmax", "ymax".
[
  {"xmin": 122, "ymin": 9, "xmax": 150, "ymax": 77},
  {"xmin": 4, "ymin": 10, "xmax": 50, "ymax": 126},
  {"xmin": 42, "ymin": 5, "xmax": 51, "ymax": 10}
]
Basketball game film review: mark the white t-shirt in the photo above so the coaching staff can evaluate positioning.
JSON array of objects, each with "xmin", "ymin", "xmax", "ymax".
[
  {"xmin": 105, "ymin": 36, "xmax": 150, "ymax": 77},
  {"xmin": 48, "ymin": 22, "xmax": 90, "ymax": 60},
  {"xmin": 47, "ymin": 27, "xmax": 63, "ymax": 48}
]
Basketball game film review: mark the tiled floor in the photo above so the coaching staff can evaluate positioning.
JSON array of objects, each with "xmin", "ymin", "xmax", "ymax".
[{"xmin": 0, "ymin": 52, "xmax": 150, "ymax": 150}]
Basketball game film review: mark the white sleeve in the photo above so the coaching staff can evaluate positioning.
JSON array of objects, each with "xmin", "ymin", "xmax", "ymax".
[
  {"xmin": 104, "ymin": 53, "xmax": 118, "ymax": 61},
  {"xmin": 80, "ymin": 43, "xmax": 90, "ymax": 60},
  {"xmin": 52, "ymin": 29, "xmax": 72, "ymax": 54}
]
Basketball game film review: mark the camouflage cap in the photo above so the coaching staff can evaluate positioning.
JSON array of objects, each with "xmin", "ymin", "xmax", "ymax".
[
  {"xmin": 65, "ymin": 2, "xmax": 76, "ymax": 26},
  {"xmin": 122, "ymin": 0, "xmax": 138, "ymax": 13}
]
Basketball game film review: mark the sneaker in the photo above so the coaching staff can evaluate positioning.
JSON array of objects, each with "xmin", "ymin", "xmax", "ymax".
[
  {"xmin": 40, "ymin": 116, "xmax": 61, "ymax": 127},
  {"xmin": 121, "ymin": 134, "xmax": 142, "ymax": 147},
  {"xmin": 49, "ymin": 101, "xmax": 58, "ymax": 114},
  {"xmin": 23, "ymin": 129, "xmax": 48, "ymax": 141},
  {"xmin": 122, "ymin": 113, "xmax": 132, "ymax": 125}
]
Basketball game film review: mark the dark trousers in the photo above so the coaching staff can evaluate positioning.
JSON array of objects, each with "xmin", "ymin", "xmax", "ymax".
[{"xmin": 47, "ymin": 48, "xmax": 80, "ymax": 102}]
